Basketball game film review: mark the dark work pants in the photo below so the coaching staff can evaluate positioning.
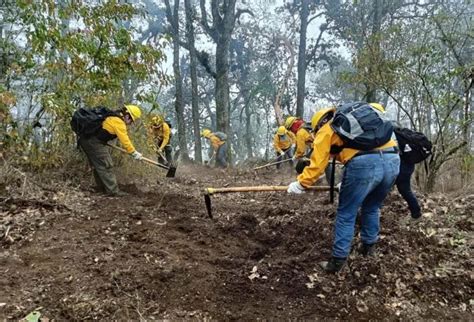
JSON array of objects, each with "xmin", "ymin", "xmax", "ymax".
[
  {"xmin": 157, "ymin": 143, "xmax": 173, "ymax": 165},
  {"xmin": 276, "ymin": 147, "xmax": 294, "ymax": 169},
  {"xmin": 216, "ymin": 142, "xmax": 228, "ymax": 168},
  {"xmin": 78, "ymin": 136, "xmax": 119, "ymax": 194},
  {"xmin": 395, "ymin": 160, "xmax": 421, "ymax": 218}
]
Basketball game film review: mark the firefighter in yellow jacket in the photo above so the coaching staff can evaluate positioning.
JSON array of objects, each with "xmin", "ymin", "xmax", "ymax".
[
  {"xmin": 147, "ymin": 115, "xmax": 172, "ymax": 165},
  {"xmin": 78, "ymin": 104, "xmax": 143, "ymax": 196},
  {"xmin": 284, "ymin": 116, "xmax": 313, "ymax": 160},
  {"xmin": 273, "ymin": 126, "xmax": 296, "ymax": 169},
  {"xmin": 287, "ymin": 104, "xmax": 400, "ymax": 273},
  {"xmin": 201, "ymin": 129, "xmax": 228, "ymax": 168}
]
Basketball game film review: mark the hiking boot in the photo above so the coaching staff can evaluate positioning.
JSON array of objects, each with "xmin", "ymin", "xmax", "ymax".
[
  {"xmin": 107, "ymin": 190, "xmax": 128, "ymax": 197},
  {"xmin": 411, "ymin": 212, "xmax": 422, "ymax": 220},
  {"xmin": 319, "ymin": 257, "xmax": 346, "ymax": 273},
  {"xmin": 358, "ymin": 243, "xmax": 376, "ymax": 257}
]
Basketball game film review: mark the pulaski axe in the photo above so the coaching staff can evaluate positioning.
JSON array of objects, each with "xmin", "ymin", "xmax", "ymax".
[
  {"xmin": 203, "ymin": 185, "xmax": 334, "ymax": 219},
  {"xmin": 108, "ymin": 144, "xmax": 177, "ymax": 178}
]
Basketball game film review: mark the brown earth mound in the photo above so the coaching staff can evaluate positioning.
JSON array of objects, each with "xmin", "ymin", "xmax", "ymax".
[{"xmin": 1, "ymin": 164, "xmax": 473, "ymax": 319}]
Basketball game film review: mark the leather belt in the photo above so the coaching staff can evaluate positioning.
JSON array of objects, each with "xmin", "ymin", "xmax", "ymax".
[{"xmin": 354, "ymin": 147, "xmax": 399, "ymax": 158}]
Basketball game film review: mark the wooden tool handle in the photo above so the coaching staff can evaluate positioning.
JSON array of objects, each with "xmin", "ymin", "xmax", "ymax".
[
  {"xmin": 107, "ymin": 144, "xmax": 169, "ymax": 170},
  {"xmin": 253, "ymin": 158, "xmax": 292, "ymax": 170},
  {"xmin": 205, "ymin": 185, "xmax": 331, "ymax": 195}
]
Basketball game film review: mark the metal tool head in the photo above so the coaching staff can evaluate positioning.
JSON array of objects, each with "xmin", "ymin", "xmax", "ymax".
[
  {"xmin": 204, "ymin": 190, "xmax": 213, "ymax": 218},
  {"xmin": 166, "ymin": 166, "xmax": 177, "ymax": 178}
]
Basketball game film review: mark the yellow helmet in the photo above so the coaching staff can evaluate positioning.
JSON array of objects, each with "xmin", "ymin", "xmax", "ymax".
[
  {"xmin": 151, "ymin": 115, "xmax": 164, "ymax": 127},
  {"xmin": 284, "ymin": 116, "xmax": 297, "ymax": 129},
  {"xmin": 277, "ymin": 126, "xmax": 286, "ymax": 136},
  {"xmin": 311, "ymin": 107, "xmax": 336, "ymax": 131},
  {"xmin": 369, "ymin": 102, "xmax": 385, "ymax": 113},
  {"xmin": 201, "ymin": 129, "xmax": 211, "ymax": 138},
  {"xmin": 124, "ymin": 104, "xmax": 142, "ymax": 122}
]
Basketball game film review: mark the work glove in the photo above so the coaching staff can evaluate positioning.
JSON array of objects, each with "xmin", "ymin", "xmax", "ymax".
[
  {"xmin": 131, "ymin": 151, "xmax": 143, "ymax": 160},
  {"xmin": 157, "ymin": 147, "xmax": 163, "ymax": 154},
  {"xmin": 287, "ymin": 181, "xmax": 305, "ymax": 194},
  {"xmin": 336, "ymin": 182, "xmax": 342, "ymax": 191},
  {"xmin": 278, "ymin": 151, "xmax": 285, "ymax": 156},
  {"xmin": 292, "ymin": 155, "xmax": 298, "ymax": 161}
]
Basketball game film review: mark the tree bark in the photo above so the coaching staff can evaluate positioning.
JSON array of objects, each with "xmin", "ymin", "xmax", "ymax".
[
  {"xmin": 296, "ymin": 0, "xmax": 309, "ymax": 118},
  {"xmin": 165, "ymin": 0, "xmax": 189, "ymax": 160},
  {"xmin": 184, "ymin": 0, "xmax": 202, "ymax": 163},
  {"xmin": 199, "ymin": 0, "xmax": 238, "ymax": 164},
  {"xmin": 273, "ymin": 36, "xmax": 294, "ymax": 125}
]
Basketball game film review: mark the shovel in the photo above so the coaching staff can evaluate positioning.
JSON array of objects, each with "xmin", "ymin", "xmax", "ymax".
[
  {"xmin": 252, "ymin": 158, "xmax": 292, "ymax": 171},
  {"xmin": 203, "ymin": 185, "xmax": 334, "ymax": 218},
  {"xmin": 108, "ymin": 144, "xmax": 177, "ymax": 178}
]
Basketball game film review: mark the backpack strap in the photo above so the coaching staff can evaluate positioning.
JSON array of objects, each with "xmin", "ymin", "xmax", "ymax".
[{"xmin": 329, "ymin": 156, "xmax": 336, "ymax": 204}]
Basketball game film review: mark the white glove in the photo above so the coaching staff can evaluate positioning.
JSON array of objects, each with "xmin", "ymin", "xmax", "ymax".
[
  {"xmin": 287, "ymin": 181, "xmax": 305, "ymax": 194},
  {"xmin": 292, "ymin": 155, "xmax": 298, "ymax": 161},
  {"xmin": 131, "ymin": 151, "xmax": 143, "ymax": 160},
  {"xmin": 279, "ymin": 151, "xmax": 285, "ymax": 156},
  {"xmin": 336, "ymin": 182, "xmax": 342, "ymax": 191}
]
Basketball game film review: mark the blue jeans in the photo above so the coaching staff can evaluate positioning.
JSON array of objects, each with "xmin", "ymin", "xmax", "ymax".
[
  {"xmin": 333, "ymin": 152, "xmax": 400, "ymax": 258},
  {"xmin": 395, "ymin": 160, "xmax": 421, "ymax": 218},
  {"xmin": 216, "ymin": 142, "xmax": 228, "ymax": 168}
]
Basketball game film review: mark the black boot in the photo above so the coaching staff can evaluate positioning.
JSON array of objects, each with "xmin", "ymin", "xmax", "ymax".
[
  {"xmin": 319, "ymin": 257, "xmax": 346, "ymax": 273},
  {"xmin": 358, "ymin": 243, "xmax": 376, "ymax": 257}
]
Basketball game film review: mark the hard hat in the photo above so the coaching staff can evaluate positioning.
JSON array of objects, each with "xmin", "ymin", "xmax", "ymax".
[
  {"xmin": 311, "ymin": 107, "xmax": 336, "ymax": 131},
  {"xmin": 151, "ymin": 115, "xmax": 164, "ymax": 127},
  {"xmin": 201, "ymin": 129, "xmax": 211, "ymax": 138},
  {"xmin": 277, "ymin": 126, "xmax": 286, "ymax": 136},
  {"xmin": 369, "ymin": 102, "xmax": 385, "ymax": 113},
  {"xmin": 284, "ymin": 116, "xmax": 297, "ymax": 129},
  {"xmin": 124, "ymin": 104, "xmax": 142, "ymax": 122}
]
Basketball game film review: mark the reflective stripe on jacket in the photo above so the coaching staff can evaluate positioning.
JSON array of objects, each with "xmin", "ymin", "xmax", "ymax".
[
  {"xmin": 297, "ymin": 122, "xmax": 398, "ymax": 188},
  {"xmin": 101, "ymin": 116, "xmax": 136, "ymax": 153}
]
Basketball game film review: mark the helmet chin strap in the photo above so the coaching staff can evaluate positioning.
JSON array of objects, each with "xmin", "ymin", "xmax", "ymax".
[{"xmin": 124, "ymin": 114, "xmax": 133, "ymax": 125}]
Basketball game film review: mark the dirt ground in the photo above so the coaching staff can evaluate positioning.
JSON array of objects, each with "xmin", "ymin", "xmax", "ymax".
[{"xmin": 1, "ymin": 163, "xmax": 473, "ymax": 320}]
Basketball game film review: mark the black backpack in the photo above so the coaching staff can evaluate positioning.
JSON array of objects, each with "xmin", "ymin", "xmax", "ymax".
[
  {"xmin": 394, "ymin": 127, "xmax": 432, "ymax": 164},
  {"xmin": 70, "ymin": 107, "xmax": 118, "ymax": 138},
  {"xmin": 331, "ymin": 102, "xmax": 393, "ymax": 151}
]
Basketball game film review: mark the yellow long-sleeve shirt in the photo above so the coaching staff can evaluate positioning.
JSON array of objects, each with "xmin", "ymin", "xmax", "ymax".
[
  {"xmin": 208, "ymin": 134, "xmax": 225, "ymax": 150},
  {"xmin": 102, "ymin": 116, "xmax": 136, "ymax": 153},
  {"xmin": 273, "ymin": 130, "xmax": 296, "ymax": 153},
  {"xmin": 147, "ymin": 122, "xmax": 171, "ymax": 151},
  {"xmin": 297, "ymin": 123, "xmax": 398, "ymax": 188},
  {"xmin": 294, "ymin": 128, "xmax": 313, "ymax": 158}
]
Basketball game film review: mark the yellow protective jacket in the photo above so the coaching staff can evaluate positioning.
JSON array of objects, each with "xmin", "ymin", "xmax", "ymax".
[
  {"xmin": 294, "ymin": 127, "xmax": 313, "ymax": 159},
  {"xmin": 273, "ymin": 131, "xmax": 296, "ymax": 153},
  {"xmin": 102, "ymin": 116, "xmax": 136, "ymax": 153},
  {"xmin": 209, "ymin": 133, "xmax": 225, "ymax": 151},
  {"xmin": 297, "ymin": 122, "xmax": 398, "ymax": 188},
  {"xmin": 147, "ymin": 122, "xmax": 171, "ymax": 151}
]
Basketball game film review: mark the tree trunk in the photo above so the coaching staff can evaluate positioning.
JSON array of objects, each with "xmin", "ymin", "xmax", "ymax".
[
  {"xmin": 244, "ymin": 101, "xmax": 253, "ymax": 158},
  {"xmin": 199, "ymin": 0, "xmax": 237, "ymax": 164},
  {"xmin": 296, "ymin": 0, "xmax": 309, "ymax": 118},
  {"xmin": 184, "ymin": 0, "xmax": 202, "ymax": 163},
  {"xmin": 364, "ymin": 0, "xmax": 382, "ymax": 103},
  {"xmin": 461, "ymin": 77, "xmax": 472, "ymax": 183},
  {"xmin": 215, "ymin": 38, "xmax": 230, "ymax": 136},
  {"xmin": 273, "ymin": 36, "xmax": 294, "ymax": 125},
  {"xmin": 165, "ymin": 0, "xmax": 189, "ymax": 160}
]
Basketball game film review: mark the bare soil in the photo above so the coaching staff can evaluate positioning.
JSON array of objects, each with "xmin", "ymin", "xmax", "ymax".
[{"xmin": 1, "ymin": 164, "xmax": 473, "ymax": 320}]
